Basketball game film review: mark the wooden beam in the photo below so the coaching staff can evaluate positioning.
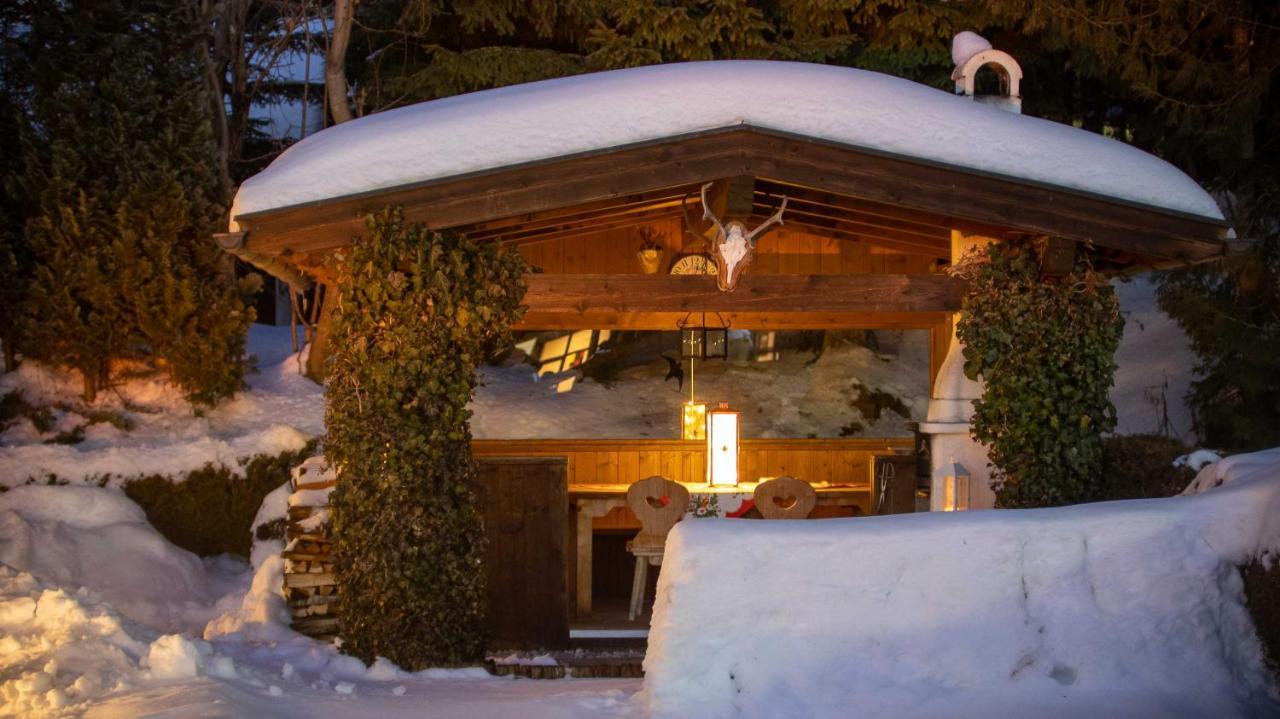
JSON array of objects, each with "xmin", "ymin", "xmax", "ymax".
[
  {"xmin": 520, "ymin": 273, "xmax": 966, "ymax": 315},
  {"xmin": 755, "ymin": 180, "xmax": 1012, "ymax": 240},
  {"xmin": 516, "ymin": 310, "xmax": 952, "ymax": 331},
  {"xmin": 468, "ymin": 195, "xmax": 687, "ymax": 242},
  {"xmin": 236, "ymin": 126, "xmax": 1226, "ymax": 263},
  {"xmin": 751, "ymin": 209, "xmax": 950, "ymax": 257}
]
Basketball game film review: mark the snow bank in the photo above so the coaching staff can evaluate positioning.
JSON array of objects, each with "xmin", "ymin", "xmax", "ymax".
[
  {"xmin": 0, "ymin": 567, "xmax": 151, "ymax": 717},
  {"xmin": 0, "ymin": 485, "xmax": 220, "ymax": 631},
  {"xmin": 231, "ymin": 61, "xmax": 1223, "ymax": 225},
  {"xmin": 642, "ymin": 449, "xmax": 1280, "ymax": 718},
  {"xmin": 1183, "ymin": 446, "xmax": 1280, "ymax": 496}
]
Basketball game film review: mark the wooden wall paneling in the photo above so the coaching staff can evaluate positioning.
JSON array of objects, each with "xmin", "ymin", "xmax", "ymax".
[
  {"xmin": 820, "ymin": 237, "xmax": 842, "ymax": 275},
  {"xmin": 595, "ymin": 450, "xmax": 618, "ymax": 484},
  {"xmin": 638, "ymin": 448, "xmax": 660, "ymax": 478},
  {"xmin": 576, "ymin": 451, "xmax": 597, "ymax": 483},
  {"xmin": 518, "ymin": 242, "xmax": 542, "ymax": 271},
  {"xmin": 662, "ymin": 451, "xmax": 682, "ymax": 482},
  {"xmin": 798, "ymin": 234, "xmax": 821, "ymax": 275},
  {"xmin": 618, "ymin": 451, "xmax": 640, "ymax": 486},
  {"xmin": 755, "ymin": 233, "xmax": 780, "ymax": 275}
]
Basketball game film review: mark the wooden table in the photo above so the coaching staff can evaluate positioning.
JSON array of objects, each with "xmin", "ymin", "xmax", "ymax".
[{"xmin": 568, "ymin": 481, "xmax": 871, "ymax": 616}]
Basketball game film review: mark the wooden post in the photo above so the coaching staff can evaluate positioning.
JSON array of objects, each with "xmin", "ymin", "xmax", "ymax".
[{"xmin": 305, "ymin": 283, "xmax": 335, "ymax": 383}]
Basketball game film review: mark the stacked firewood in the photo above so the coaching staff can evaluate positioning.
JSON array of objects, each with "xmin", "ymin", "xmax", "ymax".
[{"xmin": 282, "ymin": 456, "xmax": 339, "ymax": 638}]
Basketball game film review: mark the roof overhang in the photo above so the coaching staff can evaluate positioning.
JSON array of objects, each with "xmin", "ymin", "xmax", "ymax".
[{"xmin": 232, "ymin": 125, "xmax": 1230, "ymax": 266}]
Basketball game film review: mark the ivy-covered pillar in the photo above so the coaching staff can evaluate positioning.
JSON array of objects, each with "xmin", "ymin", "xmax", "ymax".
[
  {"xmin": 919, "ymin": 231, "xmax": 997, "ymax": 510},
  {"xmin": 325, "ymin": 209, "xmax": 526, "ymax": 668}
]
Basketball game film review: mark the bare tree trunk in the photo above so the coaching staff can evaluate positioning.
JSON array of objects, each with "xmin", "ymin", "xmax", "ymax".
[
  {"xmin": 2, "ymin": 336, "xmax": 16, "ymax": 373},
  {"xmin": 187, "ymin": 0, "xmax": 234, "ymax": 197},
  {"xmin": 326, "ymin": 0, "xmax": 355, "ymax": 125},
  {"xmin": 82, "ymin": 365, "xmax": 99, "ymax": 404}
]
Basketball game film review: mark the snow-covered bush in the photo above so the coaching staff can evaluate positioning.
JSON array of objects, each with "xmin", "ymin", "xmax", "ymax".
[{"xmin": 326, "ymin": 209, "xmax": 526, "ymax": 668}]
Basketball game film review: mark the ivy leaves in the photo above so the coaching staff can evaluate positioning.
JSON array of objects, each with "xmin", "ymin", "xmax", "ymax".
[
  {"xmin": 326, "ymin": 207, "xmax": 527, "ymax": 668},
  {"xmin": 958, "ymin": 241, "xmax": 1123, "ymax": 508}
]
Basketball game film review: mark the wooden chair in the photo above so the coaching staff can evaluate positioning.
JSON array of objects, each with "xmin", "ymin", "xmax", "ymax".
[
  {"xmin": 625, "ymin": 475, "xmax": 689, "ymax": 621},
  {"xmin": 754, "ymin": 476, "xmax": 817, "ymax": 519}
]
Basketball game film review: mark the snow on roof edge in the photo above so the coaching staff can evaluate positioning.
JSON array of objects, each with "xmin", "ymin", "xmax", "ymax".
[
  {"xmin": 231, "ymin": 121, "xmax": 1229, "ymax": 228},
  {"xmin": 230, "ymin": 61, "xmax": 1227, "ymax": 228}
]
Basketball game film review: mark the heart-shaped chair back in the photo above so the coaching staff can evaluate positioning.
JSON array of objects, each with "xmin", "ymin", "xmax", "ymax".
[
  {"xmin": 754, "ymin": 475, "xmax": 817, "ymax": 519},
  {"xmin": 626, "ymin": 475, "xmax": 689, "ymax": 549}
]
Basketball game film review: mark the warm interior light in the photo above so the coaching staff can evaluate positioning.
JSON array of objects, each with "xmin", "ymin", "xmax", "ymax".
[
  {"xmin": 682, "ymin": 401, "xmax": 707, "ymax": 440},
  {"xmin": 707, "ymin": 403, "xmax": 740, "ymax": 486},
  {"xmin": 942, "ymin": 458, "xmax": 970, "ymax": 512}
]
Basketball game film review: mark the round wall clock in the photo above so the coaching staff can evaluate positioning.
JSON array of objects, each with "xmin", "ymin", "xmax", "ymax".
[{"xmin": 669, "ymin": 252, "xmax": 719, "ymax": 276}]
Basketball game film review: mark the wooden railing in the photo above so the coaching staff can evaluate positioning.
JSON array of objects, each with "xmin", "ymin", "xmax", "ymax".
[{"xmin": 472, "ymin": 437, "xmax": 913, "ymax": 487}]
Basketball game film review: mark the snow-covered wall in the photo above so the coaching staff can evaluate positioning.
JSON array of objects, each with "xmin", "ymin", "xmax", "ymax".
[{"xmin": 642, "ymin": 450, "xmax": 1280, "ymax": 718}]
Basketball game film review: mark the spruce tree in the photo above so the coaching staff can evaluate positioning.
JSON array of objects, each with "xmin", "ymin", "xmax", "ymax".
[{"xmin": 18, "ymin": 0, "xmax": 256, "ymax": 405}]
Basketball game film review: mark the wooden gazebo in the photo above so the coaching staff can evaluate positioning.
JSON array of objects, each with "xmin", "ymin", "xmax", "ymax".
[{"xmin": 222, "ymin": 59, "xmax": 1230, "ymax": 645}]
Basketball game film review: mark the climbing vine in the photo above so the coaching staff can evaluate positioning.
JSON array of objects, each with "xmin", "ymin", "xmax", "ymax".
[
  {"xmin": 326, "ymin": 208, "xmax": 526, "ymax": 668},
  {"xmin": 957, "ymin": 240, "xmax": 1124, "ymax": 508}
]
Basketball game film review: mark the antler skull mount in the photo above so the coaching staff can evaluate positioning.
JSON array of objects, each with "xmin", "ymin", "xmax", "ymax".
[{"xmin": 700, "ymin": 182, "xmax": 788, "ymax": 292}]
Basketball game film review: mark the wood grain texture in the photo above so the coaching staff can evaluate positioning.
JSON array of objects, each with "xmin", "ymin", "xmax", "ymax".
[
  {"xmin": 520, "ymin": 273, "xmax": 967, "ymax": 315},
  {"xmin": 475, "ymin": 458, "xmax": 570, "ymax": 649},
  {"xmin": 754, "ymin": 476, "xmax": 818, "ymax": 519}
]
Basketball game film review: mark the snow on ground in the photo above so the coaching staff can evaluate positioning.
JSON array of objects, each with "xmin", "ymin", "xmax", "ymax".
[
  {"xmin": 1110, "ymin": 276, "xmax": 1200, "ymax": 444},
  {"xmin": 642, "ymin": 449, "xmax": 1280, "ymax": 719},
  {"xmin": 0, "ymin": 485, "xmax": 248, "ymax": 634},
  {"xmin": 4, "ymin": 442, "xmax": 1278, "ymax": 717},
  {"xmin": 231, "ymin": 61, "xmax": 1224, "ymax": 225},
  {"xmin": 0, "ymin": 480, "xmax": 638, "ymax": 718},
  {"xmin": 0, "ymin": 325, "xmax": 323, "ymax": 487},
  {"xmin": 471, "ymin": 332, "xmax": 930, "ymax": 439}
]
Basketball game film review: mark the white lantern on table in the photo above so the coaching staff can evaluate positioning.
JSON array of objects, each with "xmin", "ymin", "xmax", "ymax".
[{"xmin": 706, "ymin": 402, "xmax": 740, "ymax": 487}]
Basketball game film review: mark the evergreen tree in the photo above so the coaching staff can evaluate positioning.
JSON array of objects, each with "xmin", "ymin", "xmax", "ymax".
[
  {"xmin": 0, "ymin": 2, "xmax": 34, "ymax": 372},
  {"xmin": 17, "ymin": 0, "xmax": 257, "ymax": 404}
]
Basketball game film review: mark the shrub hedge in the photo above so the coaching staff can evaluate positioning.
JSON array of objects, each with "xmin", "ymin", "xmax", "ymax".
[
  {"xmin": 122, "ymin": 442, "xmax": 316, "ymax": 557},
  {"xmin": 1097, "ymin": 434, "xmax": 1196, "ymax": 501}
]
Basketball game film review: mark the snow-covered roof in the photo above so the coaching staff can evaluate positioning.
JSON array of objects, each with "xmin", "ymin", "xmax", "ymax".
[{"xmin": 230, "ymin": 61, "xmax": 1224, "ymax": 227}]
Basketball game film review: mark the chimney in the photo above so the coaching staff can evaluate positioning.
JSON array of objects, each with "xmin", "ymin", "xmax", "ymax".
[{"xmin": 950, "ymin": 31, "xmax": 1023, "ymax": 114}]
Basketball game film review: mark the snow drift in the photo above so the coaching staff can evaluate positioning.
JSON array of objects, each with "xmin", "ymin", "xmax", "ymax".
[
  {"xmin": 642, "ymin": 449, "xmax": 1280, "ymax": 718},
  {"xmin": 0, "ymin": 485, "xmax": 218, "ymax": 632}
]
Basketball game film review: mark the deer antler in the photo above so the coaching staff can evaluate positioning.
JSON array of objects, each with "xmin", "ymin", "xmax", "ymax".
[
  {"xmin": 700, "ymin": 182, "xmax": 727, "ymax": 241},
  {"xmin": 745, "ymin": 196, "xmax": 788, "ymax": 245},
  {"xmin": 681, "ymin": 192, "xmax": 709, "ymax": 245}
]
